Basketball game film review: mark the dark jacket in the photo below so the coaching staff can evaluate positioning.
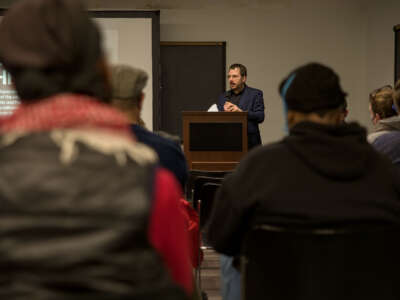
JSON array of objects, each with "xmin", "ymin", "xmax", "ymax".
[
  {"xmin": 131, "ymin": 124, "xmax": 188, "ymax": 190},
  {"xmin": 373, "ymin": 131, "xmax": 400, "ymax": 167},
  {"xmin": 368, "ymin": 116, "xmax": 400, "ymax": 167},
  {"xmin": 217, "ymin": 85, "xmax": 265, "ymax": 148},
  {"xmin": 368, "ymin": 115, "xmax": 400, "ymax": 144},
  {"xmin": 206, "ymin": 121, "xmax": 400, "ymax": 256},
  {"xmin": 0, "ymin": 92, "xmax": 188, "ymax": 300},
  {"xmin": 0, "ymin": 130, "xmax": 187, "ymax": 300}
]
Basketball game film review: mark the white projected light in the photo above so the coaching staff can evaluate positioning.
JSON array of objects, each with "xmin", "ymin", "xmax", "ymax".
[
  {"xmin": 95, "ymin": 17, "xmax": 153, "ymax": 129},
  {"xmin": 0, "ymin": 63, "xmax": 19, "ymax": 116}
]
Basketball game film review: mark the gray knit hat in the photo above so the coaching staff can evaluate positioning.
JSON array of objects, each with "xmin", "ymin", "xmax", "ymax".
[{"xmin": 110, "ymin": 64, "xmax": 148, "ymax": 101}]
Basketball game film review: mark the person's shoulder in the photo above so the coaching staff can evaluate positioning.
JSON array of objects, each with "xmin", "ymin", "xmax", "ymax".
[
  {"xmin": 132, "ymin": 125, "xmax": 171, "ymax": 146},
  {"xmin": 131, "ymin": 125, "xmax": 183, "ymax": 157},
  {"xmin": 375, "ymin": 130, "xmax": 400, "ymax": 143},
  {"xmin": 223, "ymin": 141, "xmax": 289, "ymax": 193},
  {"xmin": 239, "ymin": 141, "xmax": 287, "ymax": 168},
  {"xmin": 245, "ymin": 86, "xmax": 263, "ymax": 99},
  {"xmin": 252, "ymin": 141, "xmax": 286, "ymax": 155},
  {"xmin": 246, "ymin": 85, "xmax": 263, "ymax": 94},
  {"xmin": 373, "ymin": 131, "xmax": 400, "ymax": 154}
]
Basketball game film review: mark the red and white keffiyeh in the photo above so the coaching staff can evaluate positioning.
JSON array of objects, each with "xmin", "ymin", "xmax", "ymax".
[{"xmin": 0, "ymin": 93, "xmax": 134, "ymax": 140}]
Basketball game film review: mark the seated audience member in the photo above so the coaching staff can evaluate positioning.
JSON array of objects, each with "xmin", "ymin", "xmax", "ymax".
[
  {"xmin": 368, "ymin": 83, "xmax": 400, "ymax": 167},
  {"xmin": 110, "ymin": 64, "xmax": 188, "ymax": 190},
  {"xmin": 0, "ymin": 0, "xmax": 191, "ymax": 298},
  {"xmin": 205, "ymin": 63, "xmax": 400, "ymax": 300},
  {"xmin": 110, "ymin": 64, "xmax": 202, "ymax": 269},
  {"xmin": 367, "ymin": 85, "xmax": 399, "ymax": 143}
]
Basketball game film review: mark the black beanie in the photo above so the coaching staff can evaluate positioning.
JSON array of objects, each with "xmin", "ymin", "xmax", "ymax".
[{"xmin": 279, "ymin": 63, "xmax": 347, "ymax": 113}]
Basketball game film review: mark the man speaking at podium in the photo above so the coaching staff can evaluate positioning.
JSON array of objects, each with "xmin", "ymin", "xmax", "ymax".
[{"xmin": 217, "ymin": 63, "xmax": 265, "ymax": 149}]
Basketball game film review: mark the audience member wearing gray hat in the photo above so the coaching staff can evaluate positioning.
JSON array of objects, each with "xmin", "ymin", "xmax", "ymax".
[{"xmin": 110, "ymin": 64, "xmax": 189, "ymax": 190}]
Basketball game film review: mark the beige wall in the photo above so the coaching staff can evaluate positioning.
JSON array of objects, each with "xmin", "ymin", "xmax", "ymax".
[
  {"xmin": 366, "ymin": 0, "xmax": 400, "ymax": 110},
  {"xmin": 161, "ymin": 0, "xmax": 369, "ymax": 143},
  {"xmin": 95, "ymin": 18, "xmax": 154, "ymax": 129},
  {"xmin": 2, "ymin": 0, "xmax": 399, "ymax": 143}
]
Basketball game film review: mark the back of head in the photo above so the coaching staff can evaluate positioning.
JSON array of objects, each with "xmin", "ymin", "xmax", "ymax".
[
  {"xmin": 110, "ymin": 64, "xmax": 148, "ymax": 109},
  {"xmin": 279, "ymin": 62, "xmax": 347, "ymax": 115},
  {"xmin": 369, "ymin": 85, "xmax": 396, "ymax": 119},
  {"xmin": 0, "ymin": 0, "xmax": 110, "ymax": 102}
]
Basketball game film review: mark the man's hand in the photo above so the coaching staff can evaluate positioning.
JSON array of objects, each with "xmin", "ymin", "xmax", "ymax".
[{"xmin": 223, "ymin": 101, "xmax": 242, "ymax": 112}]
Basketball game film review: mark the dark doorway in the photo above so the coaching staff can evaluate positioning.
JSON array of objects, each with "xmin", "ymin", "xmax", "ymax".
[
  {"xmin": 159, "ymin": 42, "xmax": 226, "ymax": 138},
  {"xmin": 394, "ymin": 25, "xmax": 400, "ymax": 83}
]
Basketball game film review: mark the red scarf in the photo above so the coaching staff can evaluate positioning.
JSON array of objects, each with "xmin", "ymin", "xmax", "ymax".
[{"xmin": 0, "ymin": 93, "xmax": 134, "ymax": 139}]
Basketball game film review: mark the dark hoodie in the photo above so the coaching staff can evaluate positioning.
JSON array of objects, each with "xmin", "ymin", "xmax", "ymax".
[
  {"xmin": 286, "ymin": 122, "xmax": 370, "ymax": 180},
  {"xmin": 206, "ymin": 121, "xmax": 400, "ymax": 256}
]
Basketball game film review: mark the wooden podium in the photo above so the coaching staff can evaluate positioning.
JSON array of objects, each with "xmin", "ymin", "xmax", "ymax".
[{"xmin": 182, "ymin": 111, "xmax": 248, "ymax": 171}]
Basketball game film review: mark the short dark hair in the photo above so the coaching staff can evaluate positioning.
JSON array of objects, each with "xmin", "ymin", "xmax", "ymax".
[
  {"xmin": 369, "ymin": 85, "xmax": 396, "ymax": 119},
  {"xmin": 229, "ymin": 63, "xmax": 247, "ymax": 77}
]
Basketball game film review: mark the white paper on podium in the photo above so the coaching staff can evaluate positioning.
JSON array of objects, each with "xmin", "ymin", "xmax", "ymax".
[{"xmin": 207, "ymin": 104, "xmax": 218, "ymax": 112}]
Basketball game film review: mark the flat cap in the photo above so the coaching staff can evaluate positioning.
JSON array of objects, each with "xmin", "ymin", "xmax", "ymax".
[{"xmin": 111, "ymin": 65, "xmax": 148, "ymax": 100}]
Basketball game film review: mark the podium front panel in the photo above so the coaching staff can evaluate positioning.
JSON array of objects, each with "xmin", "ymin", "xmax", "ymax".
[
  {"xmin": 189, "ymin": 123, "xmax": 243, "ymax": 151},
  {"xmin": 182, "ymin": 111, "xmax": 248, "ymax": 171}
]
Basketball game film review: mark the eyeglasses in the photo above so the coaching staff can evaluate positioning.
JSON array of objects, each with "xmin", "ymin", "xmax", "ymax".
[{"xmin": 369, "ymin": 85, "xmax": 393, "ymax": 101}]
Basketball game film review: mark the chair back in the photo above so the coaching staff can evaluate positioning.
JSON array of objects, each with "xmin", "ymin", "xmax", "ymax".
[
  {"xmin": 192, "ymin": 176, "xmax": 223, "ymax": 214},
  {"xmin": 241, "ymin": 224, "xmax": 400, "ymax": 300},
  {"xmin": 186, "ymin": 170, "xmax": 229, "ymax": 201},
  {"xmin": 189, "ymin": 176, "xmax": 223, "ymax": 291},
  {"xmin": 198, "ymin": 182, "xmax": 221, "ymax": 229}
]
